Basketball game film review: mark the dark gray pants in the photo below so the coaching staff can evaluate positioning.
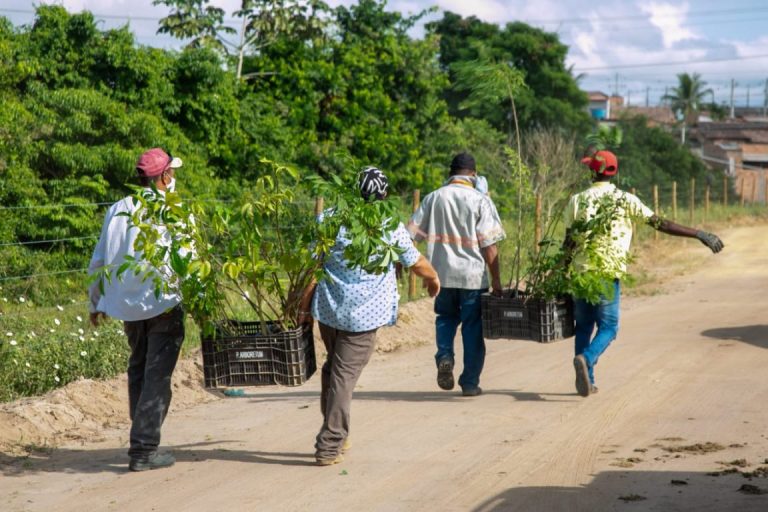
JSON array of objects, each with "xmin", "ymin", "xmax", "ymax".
[
  {"xmin": 315, "ymin": 322, "xmax": 377, "ymax": 459},
  {"xmin": 124, "ymin": 305, "xmax": 184, "ymax": 460}
]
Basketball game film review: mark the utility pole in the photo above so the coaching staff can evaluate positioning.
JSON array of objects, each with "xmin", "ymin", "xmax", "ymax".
[
  {"xmin": 645, "ymin": 86, "xmax": 650, "ymax": 107},
  {"xmin": 663, "ymin": 86, "xmax": 668, "ymax": 106},
  {"xmin": 627, "ymin": 89, "xmax": 631, "ymax": 106},
  {"xmin": 613, "ymin": 73, "xmax": 620, "ymax": 96},
  {"xmin": 730, "ymin": 78, "xmax": 736, "ymax": 119},
  {"xmin": 764, "ymin": 78, "xmax": 768, "ymax": 117},
  {"xmin": 746, "ymin": 84, "xmax": 751, "ymax": 109}
]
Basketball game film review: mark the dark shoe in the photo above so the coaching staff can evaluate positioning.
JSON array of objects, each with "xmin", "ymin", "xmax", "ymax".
[
  {"xmin": 461, "ymin": 386, "xmax": 482, "ymax": 397},
  {"xmin": 129, "ymin": 452, "xmax": 176, "ymax": 472},
  {"xmin": 573, "ymin": 355, "xmax": 591, "ymax": 397},
  {"xmin": 437, "ymin": 358, "xmax": 455, "ymax": 391}
]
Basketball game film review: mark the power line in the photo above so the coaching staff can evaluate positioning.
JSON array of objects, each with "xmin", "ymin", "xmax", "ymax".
[
  {"xmin": 0, "ymin": 201, "xmax": 114, "ymax": 212},
  {"xmin": 577, "ymin": 53, "xmax": 768, "ymax": 72},
  {"xmin": 0, "ymin": 268, "xmax": 89, "ymax": 283},
  {"xmin": 524, "ymin": 6, "xmax": 768, "ymax": 25},
  {"xmin": 0, "ymin": 236, "xmax": 98, "ymax": 248}
]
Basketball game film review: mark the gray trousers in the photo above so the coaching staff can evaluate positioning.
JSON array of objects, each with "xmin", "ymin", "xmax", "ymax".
[
  {"xmin": 123, "ymin": 305, "xmax": 184, "ymax": 459},
  {"xmin": 315, "ymin": 322, "xmax": 377, "ymax": 459}
]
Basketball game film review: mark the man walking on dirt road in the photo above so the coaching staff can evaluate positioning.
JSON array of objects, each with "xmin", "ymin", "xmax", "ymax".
[
  {"xmin": 408, "ymin": 153, "xmax": 506, "ymax": 397},
  {"xmin": 566, "ymin": 150, "xmax": 724, "ymax": 398},
  {"xmin": 88, "ymin": 148, "xmax": 186, "ymax": 471},
  {"xmin": 299, "ymin": 166, "xmax": 441, "ymax": 466}
]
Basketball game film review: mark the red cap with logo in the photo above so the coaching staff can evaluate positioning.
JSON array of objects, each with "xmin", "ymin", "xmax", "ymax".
[{"xmin": 581, "ymin": 150, "xmax": 618, "ymax": 176}]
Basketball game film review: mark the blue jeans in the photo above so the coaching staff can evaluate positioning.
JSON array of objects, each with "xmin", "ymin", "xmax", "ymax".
[
  {"xmin": 434, "ymin": 288, "xmax": 486, "ymax": 390},
  {"xmin": 573, "ymin": 280, "xmax": 620, "ymax": 385}
]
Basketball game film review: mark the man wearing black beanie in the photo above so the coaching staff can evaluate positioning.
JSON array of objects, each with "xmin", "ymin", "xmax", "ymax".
[{"xmin": 408, "ymin": 153, "xmax": 506, "ymax": 396}]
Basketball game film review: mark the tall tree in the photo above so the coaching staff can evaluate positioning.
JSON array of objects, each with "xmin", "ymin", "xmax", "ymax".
[
  {"xmin": 662, "ymin": 72, "xmax": 712, "ymax": 144},
  {"xmin": 427, "ymin": 12, "xmax": 591, "ymax": 135},
  {"xmin": 154, "ymin": 0, "xmax": 328, "ymax": 79}
]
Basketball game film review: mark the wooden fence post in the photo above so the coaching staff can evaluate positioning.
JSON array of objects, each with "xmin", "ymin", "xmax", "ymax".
[
  {"xmin": 740, "ymin": 176, "xmax": 746, "ymax": 208},
  {"xmin": 314, "ymin": 196, "xmax": 324, "ymax": 217},
  {"xmin": 752, "ymin": 174, "xmax": 759, "ymax": 203},
  {"xmin": 705, "ymin": 185, "xmax": 710, "ymax": 222},
  {"xmin": 534, "ymin": 193, "xmax": 542, "ymax": 254},
  {"xmin": 765, "ymin": 173, "xmax": 768, "ymax": 205},
  {"xmin": 723, "ymin": 175, "xmax": 728, "ymax": 207},
  {"xmin": 672, "ymin": 181, "xmax": 677, "ymax": 220},
  {"xmin": 408, "ymin": 189, "xmax": 421, "ymax": 300},
  {"xmin": 689, "ymin": 178, "xmax": 695, "ymax": 225},
  {"xmin": 653, "ymin": 184, "xmax": 659, "ymax": 241}
]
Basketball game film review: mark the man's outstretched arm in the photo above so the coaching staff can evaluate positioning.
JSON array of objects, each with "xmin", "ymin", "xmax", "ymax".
[{"xmin": 647, "ymin": 215, "xmax": 724, "ymax": 253}]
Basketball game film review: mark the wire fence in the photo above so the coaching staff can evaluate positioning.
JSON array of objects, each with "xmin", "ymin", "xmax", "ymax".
[{"xmin": 1, "ymin": 179, "xmax": 766, "ymax": 288}]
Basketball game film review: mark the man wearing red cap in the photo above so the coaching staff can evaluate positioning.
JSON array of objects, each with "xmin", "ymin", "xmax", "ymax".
[
  {"xmin": 88, "ymin": 148, "xmax": 185, "ymax": 471},
  {"xmin": 565, "ymin": 150, "xmax": 723, "ymax": 397}
]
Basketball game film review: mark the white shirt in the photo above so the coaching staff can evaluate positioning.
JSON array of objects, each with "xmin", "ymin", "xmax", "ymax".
[
  {"xmin": 563, "ymin": 182, "xmax": 655, "ymax": 277},
  {"xmin": 88, "ymin": 195, "xmax": 182, "ymax": 321},
  {"xmin": 408, "ymin": 179, "xmax": 506, "ymax": 289}
]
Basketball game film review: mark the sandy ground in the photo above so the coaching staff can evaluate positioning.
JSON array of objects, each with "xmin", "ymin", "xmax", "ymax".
[{"xmin": 2, "ymin": 224, "xmax": 768, "ymax": 511}]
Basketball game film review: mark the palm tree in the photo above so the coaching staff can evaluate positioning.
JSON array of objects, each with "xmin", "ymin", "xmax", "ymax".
[{"xmin": 662, "ymin": 72, "xmax": 713, "ymax": 144}]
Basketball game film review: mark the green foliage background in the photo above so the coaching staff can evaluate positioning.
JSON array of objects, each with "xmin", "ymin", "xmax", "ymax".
[{"xmin": 0, "ymin": 1, "xmax": 725, "ymax": 401}]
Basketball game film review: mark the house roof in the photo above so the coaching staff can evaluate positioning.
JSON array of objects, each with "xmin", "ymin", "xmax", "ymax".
[{"xmin": 587, "ymin": 91, "xmax": 609, "ymax": 101}]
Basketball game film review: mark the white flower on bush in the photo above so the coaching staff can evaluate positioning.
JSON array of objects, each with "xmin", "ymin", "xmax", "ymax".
[
  {"xmin": 93, "ymin": 331, "xmax": 99, "ymax": 337},
  {"xmin": 80, "ymin": 350, "xmax": 88, "ymax": 357},
  {"xmin": 78, "ymin": 328, "xmax": 84, "ymax": 335},
  {"xmin": 25, "ymin": 362, "xmax": 30, "ymax": 367},
  {"xmin": 54, "ymin": 318, "xmax": 61, "ymax": 326},
  {"xmin": 56, "ymin": 305, "xmax": 64, "ymax": 311},
  {"xmin": 18, "ymin": 297, "xmax": 25, "ymax": 303},
  {"xmin": 53, "ymin": 363, "xmax": 60, "ymax": 370},
  {"xmin": 76, "ymin": 315, "xmax": 83, "ymax": 322},
  {"xmin": 10, "ymin": 340, "xmax": 17, "ymax": 346},
  {"xmin": 5, "ymin": 332, "xmax": 12, "ymax": 337},
  {"xmin": 3, "ymin": 298, "xmax": 8, "ymax": 302},
  {"xmin": 49, "ymin": 328, "xmax": 55, "ymax": 333},
  {"xmin": 78, "ymin": 336, "xmax": 85, "ymax": 341},
  {"xmin": 29, "ymin": 331, "xmax": 36, "ymax": 338},
  {"xmin": 54, "ymin": 376, "xmax": 60, "ymax": 383}
]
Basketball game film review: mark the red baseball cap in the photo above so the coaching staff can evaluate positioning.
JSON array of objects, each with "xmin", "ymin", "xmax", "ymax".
[
  {"xmin": 581, "ymin": 150, "xmax": 618, "ymax": 176},
  {"xmin": 136, "ymin": 148, "xmax": 182, "ymax": 177}
]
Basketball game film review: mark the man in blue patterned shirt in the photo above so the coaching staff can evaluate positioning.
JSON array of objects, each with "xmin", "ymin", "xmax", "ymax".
[{"xmin": 299, "ymin": 167, "xmax": 440, "ymax": 466}]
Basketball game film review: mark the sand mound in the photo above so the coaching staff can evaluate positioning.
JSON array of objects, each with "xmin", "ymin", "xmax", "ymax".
[{"xmin": 0, "ymin": 298, "xmax": 435, "ymax": 453}]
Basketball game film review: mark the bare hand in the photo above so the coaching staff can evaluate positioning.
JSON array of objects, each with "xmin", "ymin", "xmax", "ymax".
[
  {"xmin": 491, "ymin": 278, "xmax": 503, "ymax": 297},
  {"xmin": 89, "ymin": 312, "xmax": 107, "ymax": 327},
  {"xmin": 297, "ymin": 311, "xmax": 314, "ymax": 328},
  {"xmin": 424, "ymin": 277, "xmax": 441, "ymax": 298}
]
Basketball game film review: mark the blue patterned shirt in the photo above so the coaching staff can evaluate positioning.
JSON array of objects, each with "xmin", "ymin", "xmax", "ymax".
[{"xmin": 312, "ymin": 222, "xmax": 420, "ymax": 332}]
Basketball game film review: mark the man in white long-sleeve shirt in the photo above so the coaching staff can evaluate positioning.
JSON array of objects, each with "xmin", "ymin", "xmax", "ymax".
[{"xmin": 88, "ymin": 147, "xmax": 184, "ymax": 472}]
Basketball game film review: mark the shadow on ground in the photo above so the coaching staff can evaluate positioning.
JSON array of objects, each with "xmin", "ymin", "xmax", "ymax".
[
  {"xmin": 701, "ymin": 325, "xmax": 768, "ymax": 349},
  {"xmin": 472, "ymin": 469, "xmax": 768, "ymax": 512},
  {"xmin": 209, "ymin": 389, "xmax": 577, "ymax": 404},
  {"xmin": 0, "ymin": 441, "xmax": 317, "ymax": 476}
]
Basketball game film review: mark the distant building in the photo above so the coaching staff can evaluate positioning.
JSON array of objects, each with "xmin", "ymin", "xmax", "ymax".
[{"xmin": 691, "ymin": 121, "xmax": 768, "ymax": 202}]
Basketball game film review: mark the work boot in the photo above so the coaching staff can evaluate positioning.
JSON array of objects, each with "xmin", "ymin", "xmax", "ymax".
[
  {"xmin": 437, "ymin": 358, "xmax": 454, "ymax": 391},
  {"xmin": 129, "ymin": 452, "xmax": 176, "ymax": 472},
  {"xmin": 573, "ymin": 355, "xmax": 591, "ymax": 397},
  {"xmin": 461, "ymin": 386, "xmax": 483, "ymax": 397}
]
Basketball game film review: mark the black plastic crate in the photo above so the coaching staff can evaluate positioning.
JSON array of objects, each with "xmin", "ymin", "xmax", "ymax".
[
  {"xmin": 527, "ymin": 296, "xmax": 575, "ymax": 343},
  {"xmin": 201, "ymin": 321, "xmax": 316, "ymax": 388},
  {"xmin": 482, "ymin": 290, "xmax": 574, "ymax": 342},
  {"xmin": 481, "ymin": 291, "xmax": 529, "ymax": 340}
]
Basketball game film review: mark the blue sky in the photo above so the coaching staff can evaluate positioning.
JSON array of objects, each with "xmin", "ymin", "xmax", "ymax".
[{"xmin": 2, "ymin": 0, "xmax": 767, "ymax": 107}]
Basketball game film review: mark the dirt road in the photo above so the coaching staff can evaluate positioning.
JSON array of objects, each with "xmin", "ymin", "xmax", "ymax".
[{"xmin": 3, "ymin": 225, "xmax": 768, "ymax": 511}]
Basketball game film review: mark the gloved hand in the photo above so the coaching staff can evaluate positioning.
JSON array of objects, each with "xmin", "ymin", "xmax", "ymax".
[{"xmin": 696, "ymin": 231, "xmax": 724, "ymax": 253}]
